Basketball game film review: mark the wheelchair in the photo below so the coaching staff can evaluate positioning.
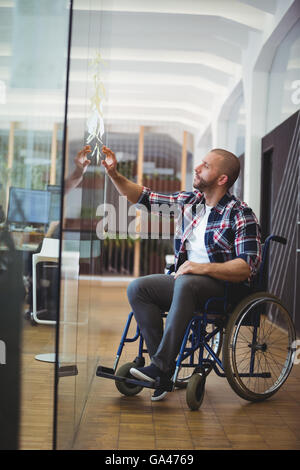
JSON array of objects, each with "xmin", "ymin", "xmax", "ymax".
[{"xmin": 96, "ymin": 234, "xmax": 297, "ymax": 410}]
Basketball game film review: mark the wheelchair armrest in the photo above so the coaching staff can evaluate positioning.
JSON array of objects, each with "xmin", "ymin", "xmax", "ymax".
[
  {"xmin": 266, "ymin": 235, "xmax": 287, "ymax": 245},
  {"xmin": 257, "ymin": 234, "xmax": 288, "ymax": 290}
]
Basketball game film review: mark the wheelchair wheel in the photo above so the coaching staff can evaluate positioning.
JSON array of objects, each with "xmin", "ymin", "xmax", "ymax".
[
  {"xmin": 115, "ymin": 362, "xmax": 143, "ymax": 397},
  {"xmin": 186, "ymin": 373, "xmax": 206, "ymax": 411},
  {"xmin": 223, "ymin": 292, "xmax": 296, "ymax": 402},
  {"xmin": 176, "ymin": 323, "xmax": 223, "ymax": 389}
]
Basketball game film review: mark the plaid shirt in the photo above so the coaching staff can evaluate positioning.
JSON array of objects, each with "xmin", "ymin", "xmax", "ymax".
[{"xmin": 137, "ymin": 187, "xmax": 261, "ymax": 280}]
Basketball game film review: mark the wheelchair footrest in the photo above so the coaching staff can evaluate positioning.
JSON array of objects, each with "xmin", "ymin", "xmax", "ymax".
[
  {"xmin": 96, "ymin": 365, "xmax": 115, "ymax": 376},
  {"xmin": 96, "ymin": 365, "xmax": 173, "ymax": 391}
]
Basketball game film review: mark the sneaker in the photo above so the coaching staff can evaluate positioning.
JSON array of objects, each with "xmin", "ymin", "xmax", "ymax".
[
  {"xmin": 151, "ymin": 388, "xmax": 168, "ymax": 402},
  {"xmin": 129, "ymin": 363, "xmax": 163, "ymax": 383}
]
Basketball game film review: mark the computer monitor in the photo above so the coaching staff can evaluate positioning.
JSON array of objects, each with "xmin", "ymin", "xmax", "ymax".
[
  {"xmin": 7, "ymin": 187, "xmax": 50, "ymax": 225},
  {"xmin": 46, "ymin": 185, "xmax": 61, "ymax": 222}
]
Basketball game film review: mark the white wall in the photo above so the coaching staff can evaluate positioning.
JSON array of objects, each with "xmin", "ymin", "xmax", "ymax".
[{"xmin": 196, "ymin": 0, "xmax": 300, "ymax": 221}]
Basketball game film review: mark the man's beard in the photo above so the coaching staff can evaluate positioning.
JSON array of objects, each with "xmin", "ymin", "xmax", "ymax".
[{"xmin": 193, "ymin": 176, "xmax": 217, "ymax": 192}]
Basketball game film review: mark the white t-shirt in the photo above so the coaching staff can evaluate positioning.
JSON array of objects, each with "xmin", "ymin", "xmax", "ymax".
[{"xmin": 186, "ymin": 205, "xmax": 212, "ymax": 264}]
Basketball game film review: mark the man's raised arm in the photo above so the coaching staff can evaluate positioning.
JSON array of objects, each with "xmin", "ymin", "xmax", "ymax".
[{"xmin": 101, "ymin": 145, "xmax": 143, "ymax": 204}]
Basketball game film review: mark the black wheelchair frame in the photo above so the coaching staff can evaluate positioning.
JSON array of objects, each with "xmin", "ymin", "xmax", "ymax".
[{"xmin": 96, "ymin": 234, "xmax": 297, "ymax": 410}]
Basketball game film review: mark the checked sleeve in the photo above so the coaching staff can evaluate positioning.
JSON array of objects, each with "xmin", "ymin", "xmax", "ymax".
[
  {"xmin": 232, "ymin": 206, "xmax": 262, "ymax": 278},
  {"xmin": 136, "ymin": 186, "xmax": 194, "ymax": 212}
]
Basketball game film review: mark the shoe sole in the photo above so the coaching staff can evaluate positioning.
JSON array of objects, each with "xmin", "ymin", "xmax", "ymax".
[
  {"xmin": 151, "ymin": 391, "xmax": 168, "ymax": 402},
  {"xmin": 129, "ymin": 367, "xmax": 156, "ymax": 383}
]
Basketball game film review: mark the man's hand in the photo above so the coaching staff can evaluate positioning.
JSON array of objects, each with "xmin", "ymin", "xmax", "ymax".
[
  {"xmin": 100, "ymin": 145, "xmax": 143, "ymax": 203},
  {"xmin": 74, "ymin": 145, "xmax": 91, "ymax": 176},
  {"xmin": 101, "ymin": 145, "xmax": 118, "ymax": 178},
  {"xmin": 174, "ymin": 258, "xmax": 251, "ymax": 283},
  {"xmin": 64, "ymin": 145, "xmax": 91, "ymax": 193},
  {"xmin": 174, "ymin": 261, "xmax": 208, "ymax": 279}
]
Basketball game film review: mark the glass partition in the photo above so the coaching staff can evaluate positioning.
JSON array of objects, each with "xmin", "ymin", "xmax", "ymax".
[
  {"xmin": 0, "ymin": 0, "xmax": 70, "ymax": 449},
  {"xmin": 54, "ymin": 0, "xmax": 110, "ymax": 449},
  {"xmin": 55, "ymin": 1, "xmax": 195, "ymax": 450}
]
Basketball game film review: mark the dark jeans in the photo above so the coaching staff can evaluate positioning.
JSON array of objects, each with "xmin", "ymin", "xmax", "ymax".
[{"xmin": 127, "ymin": 274, "xmax": 226, "ymax": 374}]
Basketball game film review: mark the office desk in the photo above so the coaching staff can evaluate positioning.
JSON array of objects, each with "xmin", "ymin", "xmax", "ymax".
[
  {"xmin": 0, "ymin": 230, "xmax": 44, "ymax": 275},
  {"xmin": 9, "ymin": 230, "xmax": 44, "ymax": 250}
]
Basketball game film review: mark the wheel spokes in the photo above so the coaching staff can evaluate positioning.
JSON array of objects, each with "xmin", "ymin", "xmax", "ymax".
[{"xmin": 231, "ymin": 298, "xmax": 295, "ymax": 396}]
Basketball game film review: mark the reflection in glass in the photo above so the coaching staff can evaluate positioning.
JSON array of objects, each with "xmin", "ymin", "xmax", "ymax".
[{"xmin": 0, "ymin": 0, "xmax": 70, "ymax": 449}]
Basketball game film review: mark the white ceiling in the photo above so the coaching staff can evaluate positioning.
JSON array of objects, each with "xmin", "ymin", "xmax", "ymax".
[
  {"xmin": 70, "ymin": 0, "xmax": 278, "ymax": 136},
  {"xmin": 0, "ymin": 0, "xmax": 280, "ymax": 138}
]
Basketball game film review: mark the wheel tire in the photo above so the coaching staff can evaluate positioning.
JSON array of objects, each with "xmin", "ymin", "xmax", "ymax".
[
  {"xmin": 223, "ymin": 292, "xmax": 296, "ymax": 402},
  {"xmin": 186, "ymin": 373, "xmax": 206, "ymax": 411},
  {"xmin": 115, "ymin": 362, "xmax": 143, "ymax": 397}
]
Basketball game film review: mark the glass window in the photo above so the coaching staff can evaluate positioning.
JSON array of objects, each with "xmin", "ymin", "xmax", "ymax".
[
  {"xmin": 54, "ymin": 1, "xmax": 196, "ymax": 449},
  {"xmin": 267, "ymin": 18, "xmax": 300, "ymax": 133}
]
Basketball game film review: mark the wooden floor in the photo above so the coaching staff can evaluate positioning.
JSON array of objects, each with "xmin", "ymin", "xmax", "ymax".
[
  {"xmin": 73, "ymin": 286, "xmax": 300, "ymax": 450},
  {"xmin": 20, "ymin": 284, "xmax": 300, "ymax": 450},
  {"xmin": 20, "ymin": 318, "xmax": 55, "ymax": 450}
]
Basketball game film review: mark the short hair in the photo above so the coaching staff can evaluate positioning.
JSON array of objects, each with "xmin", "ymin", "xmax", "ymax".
[{"xmin": 210, "ymin": 148, "xmax": 240, "ymax": 189}]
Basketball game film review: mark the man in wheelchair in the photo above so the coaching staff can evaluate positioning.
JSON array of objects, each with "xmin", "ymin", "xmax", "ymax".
[{"xmin": 101, "ymin": 145, "xmax": 261, "ymax": 402}]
